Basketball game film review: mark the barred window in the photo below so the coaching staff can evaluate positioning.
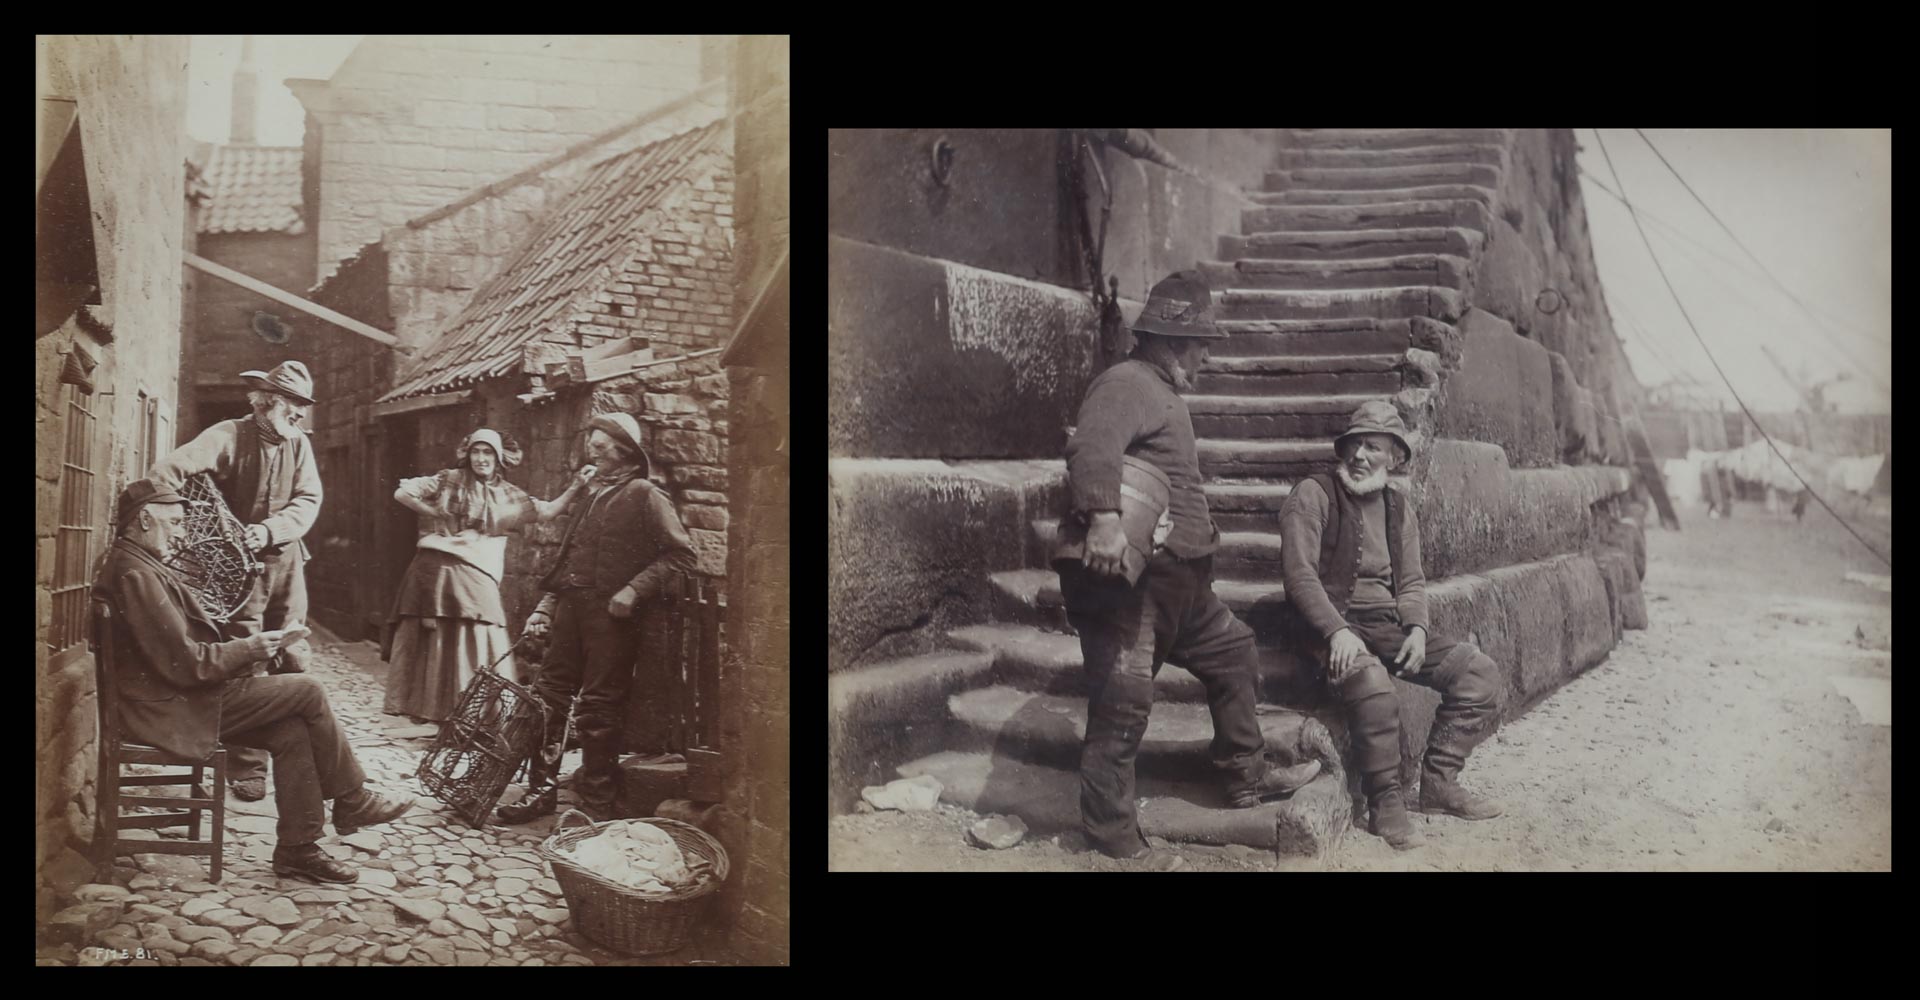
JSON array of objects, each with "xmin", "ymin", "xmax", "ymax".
[{"xmin": 49, "ymin": 382, "xmax": 97, "ymax": 652}]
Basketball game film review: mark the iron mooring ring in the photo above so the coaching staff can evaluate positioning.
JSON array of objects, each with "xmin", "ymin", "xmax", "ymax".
[
  {"xmin": 1535, "ymin": 288, "xmax": 1566, "ymax": 314},
  {"xmin": 930, "ymin": 136, "xmax": 955, "ymax": 186}
]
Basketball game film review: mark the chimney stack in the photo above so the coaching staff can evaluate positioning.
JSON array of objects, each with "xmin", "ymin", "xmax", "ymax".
[{"xmin": 231, "ymin": 35, "xmax": 258, "ymax": 145}]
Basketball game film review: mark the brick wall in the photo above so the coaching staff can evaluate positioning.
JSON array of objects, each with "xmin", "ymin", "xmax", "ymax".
[
  {"xmin": 36, "ymin": 33, "xmax": 191, "ymax": 926},
  {"xmin": 181, "ymin": 229, "xmax": 320, "ymax": 438},
  {"xmin": 580, "ymin": 155, "xmax": 734, "ymax": 353},
  {"xmin": 296, "ymin": 35, "xmax": 706, "ymax": 276},
  {"xmin": 715, "ymin": 32, "xmax": 790, "ymax": 967}
]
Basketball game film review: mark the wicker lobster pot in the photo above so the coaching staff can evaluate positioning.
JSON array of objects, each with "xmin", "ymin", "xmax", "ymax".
[
  {"xmin": 539, "ymin": 810, "xmax": 729, "ymax": 955},
  {"xmin": 417, "ymin": 666, "xmax": 548, "ymax": 828}
]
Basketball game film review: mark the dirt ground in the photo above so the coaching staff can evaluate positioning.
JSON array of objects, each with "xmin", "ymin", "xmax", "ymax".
[{"xmin": 829, "ymin": 498, "xmax": 1893, "ymax": 872}]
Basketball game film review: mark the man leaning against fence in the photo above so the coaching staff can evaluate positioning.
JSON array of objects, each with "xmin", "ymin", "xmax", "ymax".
[{"xmin": 496, "ymin": 413, "xmax": 699, "ymax": 825}]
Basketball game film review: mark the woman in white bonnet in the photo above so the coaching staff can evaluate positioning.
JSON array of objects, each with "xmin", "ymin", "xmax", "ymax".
[{"xmin": 382, "ymin": 428, "xmax": 592, "ymax": 724}]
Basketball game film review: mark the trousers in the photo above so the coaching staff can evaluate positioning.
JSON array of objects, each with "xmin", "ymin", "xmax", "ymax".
[
  {"xmin": 1059, "ymin": 552, "xmax": 1268, "ymax": 856},
  {"xmin": 217, "ymin": 674, "xmax": 366, "ymax": 846},
  {"xmin": 532, "ymin": 589, "xmax": 639, "ymax": 807},
  {"xmin": 1317, "ymin": 606, "xmax": 1504, "ymax": 796},
  {"xmin": 222, "ymin": 546, "xmax": 310, "ymax": 783}
]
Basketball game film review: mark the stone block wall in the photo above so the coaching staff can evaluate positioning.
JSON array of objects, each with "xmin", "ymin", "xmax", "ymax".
[
  {"xmin": 295, "ymin": 35, "xmax": 706, "ymax": 276},
  {"xmin": 36, "ymin": 33, "xmax": 192, "ymax": 924},
  {"xmin": 716, "ymin": 32, "xmax": 789, "ymax": 968}
]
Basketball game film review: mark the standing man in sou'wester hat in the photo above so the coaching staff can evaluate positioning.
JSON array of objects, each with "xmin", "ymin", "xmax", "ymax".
[
  {"xmin": 149, "ymin": 359, "xmax": 323, "ymax": 803},
  {"xmin": 496, "ymin": 411, "xmax": 699, "ymax": 824},
  {"xmin": 1054, "ymin": 271, "xmax": 1322, "ymax": 871},
  {"xmin": 1277, "ymin": 400, "xmax": 1507, "ymax": 850}
]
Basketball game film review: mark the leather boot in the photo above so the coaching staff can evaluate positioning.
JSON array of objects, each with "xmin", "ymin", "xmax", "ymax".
[
  {"xmin": 497, "ymin": 750, "xmax": 558, "ymax": 824},
  {"xmin": 1226, "ymin": 759, "xmax": 1323, "ymax": 809},
  {"xmin": 574, "ymin": 735, "xmax": 622, "ymax": 821},
  {"xmin": 332, "ymin": 786, "xmax": 414, "ymax": 834},
  {"xmin": 1365, "ymin": 774, "xmax": 1424, "ymax": 850},
  {"xmin": 273, "ymin": 843, "xmax": 357, "ymax": 884},
  {"xmin": 1419, "ymin": 755, "xmax": 1504, "ymax": 819}
]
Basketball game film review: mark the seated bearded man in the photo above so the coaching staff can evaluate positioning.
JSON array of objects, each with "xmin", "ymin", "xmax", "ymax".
[
  {"xmin": 93, "ymin": 479, "xmax": 414, "ymax": 883},
  {"xmin": 1276, "ymin": 401, "xmax": 1506, "ymax": 850}
]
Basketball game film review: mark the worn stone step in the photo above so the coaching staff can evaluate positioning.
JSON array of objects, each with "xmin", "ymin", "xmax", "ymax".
[
  {"xmin": 947, "ymin": 685, "xmax": 1333, "ymax": 780},
  {"xmin": 950, "ymin": 621, "xmax": 1206, "ymax": 701},
  {"xmin": 1241, "ymin": 200, "xmax": 1490, "ymax": 235},
  {"xmin": 1187, "ymin": 392, "xmax": 1393, "ymax": 438},
  {"xmin": 1200, "ymin": 255, "xmax": 1470, "ymax": 292},
  {"xmin": 1194, "ymin": 368, "xmax": 1402, "ymax": 397},
  {"xmin": 1209, "ymin": 576, "xmax": 1293, "ymax": 615},
  {"xmin": 1202, "ymin": 480, "xmax": 1297, "ymax": 511},
  {"xmin": 1035, "ymin": 490, "xmax": 1303, "ymax": 553},
  {"xmin": 989, "ymin": 568, "xmax": 1068, "ymax": 630},
  {"xmin": 1267, "ymin": 162, "xmax": 1502, "ymax": 191},
  {"xmin": 1275, "ymin": 144, "xmax": 1507, "ymax": 170},
  {"xmin": 1213, "ymin": 530, "xmax": 1286, "ymax": 578},
  {"xmin": 829, "ymin": 649, "xmax": 1000, "ymax": 809},
  {"xmin": 1220, "ymin": 227, "xmax": 1484, "ymax": 263},
  {"xmin": 1215, "ymin": 286, "xmax": 1465, "ymax": 323},
  {"xmin": 1247, "ymin": 184, "xmax": 1499, "ymax": 207},
  {"xmin": 1200, "ymin": 437, "xmax": 1337, "ymax": 479},
  {"xmin": 1282, "ymin": 128, "xmax": 1508, "ymax": 150},
  {"xmin": 1202, "ymin": 353, "xmax": 1402, "ymax": 376},
  {"xmin": 1213, "ymin": 318, "xmax": 1411, "ymax": 357},
  {"xmin": 896, "ymin": 750, "xmax": 1352, "ymax": 856}
]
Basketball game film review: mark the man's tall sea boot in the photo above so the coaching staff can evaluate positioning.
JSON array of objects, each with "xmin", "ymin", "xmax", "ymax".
[
  {"xmin": 1419, "ymin": 661, "xmax": 1504, "ymax": 819},
  {"xmin": 1365, "ymin": 772, "xmax": 1424, "ymax": 850},
  {"xmin": 497, "ymin": 744, "xmax": 559, "ymax": 824},
  {"xmin": 1348, "ymin": 685, "xmax": 1421, "ymax": 848},
  {"xmin": 574, "ymin": 732, "xmax": 623, "ymax": 822},
  {"xmin": 1418, "ymin": 748, "xmax": 1503, "ymax": 820}
]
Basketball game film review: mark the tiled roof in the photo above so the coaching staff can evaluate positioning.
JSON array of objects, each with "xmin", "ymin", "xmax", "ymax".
[
  {"xmin": 380, "ymin": 119, "xmax": 726, "ymax": 402},
  {"xmin": 198, "ymin": 145, "xmax": 305, "ymax": 235}
]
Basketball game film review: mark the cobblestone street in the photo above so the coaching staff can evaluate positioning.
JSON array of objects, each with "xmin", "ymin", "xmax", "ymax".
[{"xmin": 39, "ymin": 636, "xmax": 728, "ymax": 967}]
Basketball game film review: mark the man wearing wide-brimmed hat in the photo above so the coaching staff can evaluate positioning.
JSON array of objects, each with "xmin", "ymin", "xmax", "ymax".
[
  {"xmin": 496, "ymin": 411, "xmax": 699, "ymax": 824},
  {"xmin": 1277, "ymin": 400, "xmax": 1507, "ymax": 850},
  {"xmin": 150, "ymin": 359, "xmax": 323, "ymax": 803},
  {"xmin": 1053, "ymin": 271, "xmax": 1322, "ymax": 871}
]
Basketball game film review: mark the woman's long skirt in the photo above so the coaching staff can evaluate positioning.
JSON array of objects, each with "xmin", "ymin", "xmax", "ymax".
[{"xmin": 382, "ymin": 549, "xmax": 518, "ymax": 721}]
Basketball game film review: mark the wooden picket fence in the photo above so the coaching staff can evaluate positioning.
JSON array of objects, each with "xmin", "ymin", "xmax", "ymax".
[{"xmin": 656, "ymin": 574, "xmax": 725, "ymax": 755}]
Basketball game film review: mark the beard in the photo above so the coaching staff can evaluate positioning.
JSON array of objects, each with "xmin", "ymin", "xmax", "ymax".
[
  {"xmin": 1165, "ymin": 358, "xmax": 1196, "ymax": 391},
  {"xmin": 257, "ymin": 401, "xmax": 300, "ymax": 438},
  {"xmin": 1335, "ymin": 462, "xmax": 1389, "ymax": 496}
]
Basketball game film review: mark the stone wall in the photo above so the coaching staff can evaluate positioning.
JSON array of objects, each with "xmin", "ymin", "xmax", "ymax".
[
  {"xmin": 36, "ymin": 33, "xmax": 192, "ymax": 925},
  {"xmin": 1448, "ymin": 128, "xmax": 1640, "ymax": 467},
  {"xmin": 293, "ymin": 35, "xmax": 706, "ymax": 277},
  {"xmin": 715, "ymin": 32, "xmax": 789, "ymax": 967},
  {"xmin": 827, "ymin": 128, "xmax": 1289, "ymax": 460}
]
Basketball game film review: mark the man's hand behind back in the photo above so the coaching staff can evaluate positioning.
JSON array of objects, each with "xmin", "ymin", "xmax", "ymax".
[{"xmin": 1085, "ymin": 511, "xmax": 1129, "ymax": 579}]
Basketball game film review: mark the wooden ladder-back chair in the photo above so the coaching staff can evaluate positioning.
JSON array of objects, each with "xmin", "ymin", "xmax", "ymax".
[{"xmin": 90, "ymin": 599, "xmax": 227, "ymax": 881}]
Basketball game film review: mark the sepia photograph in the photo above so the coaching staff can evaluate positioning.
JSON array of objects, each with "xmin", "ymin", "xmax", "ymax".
[
  {"xmin": 37, "ymin": 34, "xmax": 788, "ymax": 965},
  {"xmin": 828, "ymin": 128, "xmax": 1889, "ymax": 872}
]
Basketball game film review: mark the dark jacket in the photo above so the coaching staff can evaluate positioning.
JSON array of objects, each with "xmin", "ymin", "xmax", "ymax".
[
  {"xmin": 93, "ymin": 538, "xmax": 257, "ymax": 760},
  {"xmin": 539, "ymin": 476, "xmax": 698, "ymax": 600},
  {"xmin": 1278, "ymin": 475, "xmax": 1429, "ymax": 641},
  {"xmin": 1063, "ymin": 357, "xmax": 1215, "ymax": 558}
]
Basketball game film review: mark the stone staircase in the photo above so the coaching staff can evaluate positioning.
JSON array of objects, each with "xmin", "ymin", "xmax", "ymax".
[{"xmin": 832, "ymin": 129, "xmax": 1519, "ymax": 858}]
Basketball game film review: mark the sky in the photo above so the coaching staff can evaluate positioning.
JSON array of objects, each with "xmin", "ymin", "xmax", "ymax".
[
  {"xmin": 188, "ymin": 35, "xmax": 363, "ymax": 146},
  {"xmin": 1573, "ymin": 129, "xmax": 1891, "ymax": 415}
]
